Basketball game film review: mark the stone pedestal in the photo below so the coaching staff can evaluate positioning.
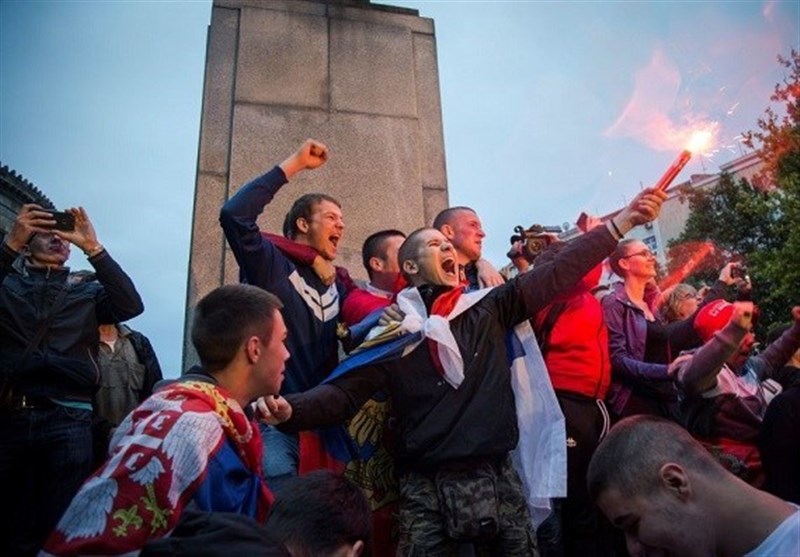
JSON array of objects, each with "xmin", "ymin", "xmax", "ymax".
[{"xmin": 184, "ymin": 0, "xmax": 448, "ymax": 366}]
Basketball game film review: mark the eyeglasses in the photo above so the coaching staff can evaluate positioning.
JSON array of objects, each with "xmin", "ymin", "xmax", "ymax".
[{"xmin": 620, "ymin": 249, "xmax": 655, "ymax": 259}]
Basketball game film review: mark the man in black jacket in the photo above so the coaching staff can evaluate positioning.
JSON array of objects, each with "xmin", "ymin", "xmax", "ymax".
[
  {"xmin": 0, "ymin": 203, "xmax": 143, "ymax": 556},
  {"xmin": 265, "ymin": 189, "xmax": 666, "ymax": 554}
]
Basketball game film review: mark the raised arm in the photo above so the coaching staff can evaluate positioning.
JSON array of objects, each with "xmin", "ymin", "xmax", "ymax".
[
  {"xmin": 60, "ymin": 207, "xmax": 143, "ymax": 323},
  {"xmin": 674, "ymin": 302, "xmax": 753, "ymax": 396},
  {"xmin": 219, "ymin": 139, "xmax": 329, "ymax": 288},
  {"xmin": 514, "ymin": 188, "xmax": 667, "ymax": 321},
  {"xmin": 747, "ymin": 306, "xmax": 800, "ymax": 381}
]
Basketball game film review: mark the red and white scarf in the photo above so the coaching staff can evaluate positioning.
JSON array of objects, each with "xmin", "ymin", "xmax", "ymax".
[{"xmin": 43, "ymin": 381, "xmax": 271, "ymax": 556}]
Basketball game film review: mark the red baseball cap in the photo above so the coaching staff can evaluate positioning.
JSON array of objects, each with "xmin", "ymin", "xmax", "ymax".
[{"xmin": 694, "ymin": 300, "xmax": 734, "ymax": 342}]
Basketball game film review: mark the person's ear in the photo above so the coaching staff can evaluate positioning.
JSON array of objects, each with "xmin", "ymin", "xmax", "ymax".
[
  {"xmin": 659, "ymin": 462, "xmax": 691, "ymax": 501},
  {"xmin": 295, "ymin": 217, "xmax": 310, "ymax": 235},
  {"xmin": 402, "ymin": 259, "xmax": 418, "ymax": 277},
  {"xmin": 440, "ymin": 223, "xmax": 454, "ymax": 240},
  {"xmin": 369, "ymin": 256, "xmax": 384, "ymax": 273},
  {"xmin": 245, "ymin": 336, "xmax": 261, "ymax": 364},
  {"xmin": 349, "ymin": 540, "xmax": 365, "ymax": 557}
]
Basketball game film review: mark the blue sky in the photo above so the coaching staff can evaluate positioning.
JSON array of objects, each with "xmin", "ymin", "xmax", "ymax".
[{"xmin": 1, "ymin": 0, "xmax": 797, "ymax": 376}]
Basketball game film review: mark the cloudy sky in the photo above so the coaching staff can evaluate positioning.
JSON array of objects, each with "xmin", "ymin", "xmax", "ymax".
[{"xmin": 1, "ymin": 0, "xmax": 797, "ymax": 376}]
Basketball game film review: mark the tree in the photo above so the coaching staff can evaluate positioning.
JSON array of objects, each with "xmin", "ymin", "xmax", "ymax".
[
  {"xmin": 743, "ymin": 50, "xmax": 800, "ymax": 189},
  {"xmin": 668, "ymin": 50, "xmax": 800, "ymax": 337}
]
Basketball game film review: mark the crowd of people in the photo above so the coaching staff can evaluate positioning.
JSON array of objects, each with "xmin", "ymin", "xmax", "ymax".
[{"xmin": 0, "ymin": 138, "xmax": 797, "ymax": 556}]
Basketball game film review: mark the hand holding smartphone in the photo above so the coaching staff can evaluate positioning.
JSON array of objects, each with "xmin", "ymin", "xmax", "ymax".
[{"xmin": 43, "ymin": 210, "xmax": 76, "ymax": 232}]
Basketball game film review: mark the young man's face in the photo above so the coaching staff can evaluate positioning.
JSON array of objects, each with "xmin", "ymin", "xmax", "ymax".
[
  {"xmin": 441, "ymin": 209, "xmax": 485, "ymax": 265},
  {"xmin": 404, "ymin": 229, "xmax": 460, "ymax": 287},
  {"xmin": 597, "ymin": 487, "xmax": 711, "ymax": 557},
  {"xmin": 26, "ymin": 232, "xmax": 70, "ymax": 267},
  {"xmin": 299, "ymin": 200, "xmax": 344, "ymax": 261},
  {"xmin": 256, "ymin": 310, "xmax": 290, "ymax": 396}
]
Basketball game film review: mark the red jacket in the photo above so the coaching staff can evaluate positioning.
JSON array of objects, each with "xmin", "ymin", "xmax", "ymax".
[
  {"xmin": 341, "ymin": 287, "xmax": 393, "ymax": 326},
  {"xmin": 532, "ymin": 264, "xmax": 611, "ymax": 399}
]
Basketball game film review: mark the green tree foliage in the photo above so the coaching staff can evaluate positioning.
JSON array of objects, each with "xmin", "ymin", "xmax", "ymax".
[{"xmin": 668, "ymin": 50, "xmax": 800, "ymax": 337}]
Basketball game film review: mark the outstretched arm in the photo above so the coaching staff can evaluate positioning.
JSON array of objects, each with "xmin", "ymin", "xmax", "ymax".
[
  {"xmin": 748, "ymin": 306, "xmax": 800, "ymax": 381},
  {"xmin": 259, "ymin": 365, "xmax": 387, "ymax": 432},
  {"xmin": 519, "ymin": 188, "xmax": 668, "ymax": 318},
  {"xmin": 61, "ymin": 207, "xmax": 144, "ymax": 323}
]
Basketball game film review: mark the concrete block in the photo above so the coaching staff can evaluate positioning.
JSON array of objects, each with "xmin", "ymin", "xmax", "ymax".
[
  {"xmin": 413, "ymin": 33, "xmax": 447, "ymax": 191},
  {"xmin": 227, "ymin": 104, "xmax": 425, "ymax": 280},
  {"xmin": 330, "ymin": 17, "xmax": 417, "ymax": 117},
  {"xmin": 198, "ymin": 6, "xmax": 239, "ymax": 174},
  {"xmin": 422, "ymin": 186, "xmax": 449, "ymax": 227},
  {"xmin": 235, "ymin": 7, "xmax": 329, "ymax": 108},
  {"xmin": 215, "ymin": 0, "xmax": 326, "ymax": 17}
]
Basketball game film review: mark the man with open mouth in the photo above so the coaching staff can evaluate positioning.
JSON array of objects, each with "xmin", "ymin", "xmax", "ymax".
[
  {"xmin": 220, "ymin": 139, "xmax": 350, "ymax": 494},
  {"xmin": 263, "ymin": 187, "xmax": 667, "ymax": 554}
]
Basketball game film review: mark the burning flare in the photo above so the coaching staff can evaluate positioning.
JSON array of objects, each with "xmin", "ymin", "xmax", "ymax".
[{"xmin": 654, "ymin": 128, "xmax": 716, "ymax": 192}]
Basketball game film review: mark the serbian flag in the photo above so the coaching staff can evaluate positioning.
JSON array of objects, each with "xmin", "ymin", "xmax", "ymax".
[
  {"xmin": 314, "ymin": 286, "xmax": 566, "ymax": 538},
  {"xmin": 42, "ymin": 381, "xmax": 270, "ymax": 556}
]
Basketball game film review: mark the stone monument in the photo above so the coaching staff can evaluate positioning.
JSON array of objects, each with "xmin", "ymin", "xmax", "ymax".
[{"xmin": 184, "ymin": 0, "xmax": 448, "ymax": 365}]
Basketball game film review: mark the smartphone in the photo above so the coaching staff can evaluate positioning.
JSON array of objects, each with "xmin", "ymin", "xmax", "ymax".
[{"xmin": 43, "ymin": 210, "xmax": 76, "ymax": 232}]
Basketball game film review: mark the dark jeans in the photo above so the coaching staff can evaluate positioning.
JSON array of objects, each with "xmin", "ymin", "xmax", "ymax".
[
  {"xmin": 0, "ymin": 404, "xmax": 93, "ymax": 556},
  {"xmin": 259, "ymin": 423, "xmax": 299, "ymax": 496}
]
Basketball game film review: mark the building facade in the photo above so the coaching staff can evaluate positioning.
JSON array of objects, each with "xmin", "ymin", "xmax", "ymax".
[{"xmin": 0, "ymin": 164, "xmax": 55, "ymax": 241}]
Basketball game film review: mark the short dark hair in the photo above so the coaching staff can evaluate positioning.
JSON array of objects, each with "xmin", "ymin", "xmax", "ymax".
[
  {"xmin": 282, "ymin": 193, "xmax": 342, "ymax": 239},
  {"xmin": 432, "ymin": 206, "xmax": 475, "ymax": 230},
  {"xmin": 397, "ymin": 227, "xmax": 436, "ymax": 282},
  {"xmin": 264, "ymin": 471, "xmax": 372, "ymax": 555},
  {"xmin": 362, "ymin": 229, "xmax": 405, "ymax": 277},
  {"xmin": 587, "ymin": 415, "xmax": 722, "ymax": 502},
  {"xmin": 608, "ymin": 238, "xmax": 639, "ymax": 277},
  {"xmin": 191, "ymin": 284, "xmax": 283, "ymax": 373}
]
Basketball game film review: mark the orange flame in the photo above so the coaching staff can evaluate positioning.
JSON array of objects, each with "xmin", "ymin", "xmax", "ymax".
[{"xmin": 686, "ymin": 129, "xmax": 714, "ymax": 154}]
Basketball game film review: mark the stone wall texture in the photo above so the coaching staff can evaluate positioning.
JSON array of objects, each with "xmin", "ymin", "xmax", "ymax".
[{"xmin": 184, "ymin": 0, "xmax": 448, "ymax": 366}]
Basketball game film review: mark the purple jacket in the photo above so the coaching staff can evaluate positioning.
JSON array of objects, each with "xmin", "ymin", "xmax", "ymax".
[
  {"xmin": 601, "ymin": 282, "xmax": 670, "ymax": 414},
  {"xmin": 602, "ymin": 281, "xmax": 726, "ymax": 415}
]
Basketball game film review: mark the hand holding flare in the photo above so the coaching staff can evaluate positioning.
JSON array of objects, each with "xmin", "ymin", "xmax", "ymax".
[{"xmin": 655, "ymin": 130, "xmax": 713, "ymax": 192}]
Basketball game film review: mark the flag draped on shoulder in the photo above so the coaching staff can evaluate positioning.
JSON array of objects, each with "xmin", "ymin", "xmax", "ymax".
[
  {"xmin": 42, "ymin": 381, "xmax": 270, "ymax": 556},
  {"xmin": 320, "ymin": 285, "xmax": 566, "ymax": 531}
]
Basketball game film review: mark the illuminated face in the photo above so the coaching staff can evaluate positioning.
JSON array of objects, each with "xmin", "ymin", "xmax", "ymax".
[
  {"xmin": 619, "ymin": 241, "xmax": 657, "ymax": 280},
  {"xmin": 300, "ymin": 200, "xmax": 344, "ymax": 261},
  {"xmin": 27, "ymin": 232, "xmax": 70, "ymax": 267},
  {"xmin": 597, "ymin": 487, "xmax": 711, "ymax": 557},
  {"xmin": 257, "ymin": 310, "xmax": 290, "ymax": 396},
  {"xmin": 404, "ymin": 229, "xmax": 460, "ymax": 287},
  {"xmin": 442, "ymin": 209, "xmax": 485, "ymax": 265}
]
